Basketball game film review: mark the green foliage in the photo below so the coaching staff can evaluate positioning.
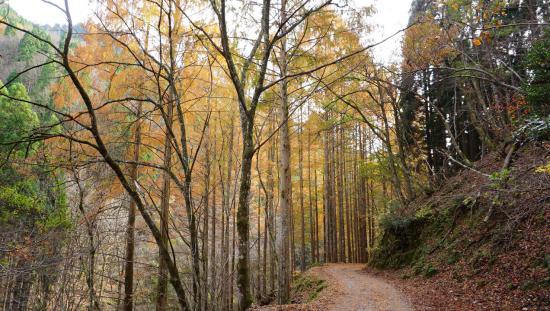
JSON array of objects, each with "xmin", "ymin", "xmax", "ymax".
[
  {"xmin": 370, "ymin": 212, "xmax": 428, "ymax": 268},
  {"xmin": 411, "ymin": 257, "xmax": 438, "ymax": 278},
  {"xmin": 379, "ymin": 213, "xmax": 416, "ymax": 233},
  {"xmin": 523, "ymin": 31, "xmax": 550, "ymax": 116},
  {"xmin": 0, "ymin": 77, "xmax": 70, "ymax": 234},
  {"xmin": 17, "ymin": 26, "xmax": 52, "ymax": 63},
  {"xmin": 6, "ymin": 71, "xmax": 22, "ymax": 85},
  {"xmin": 291, "ymin": 274, "xmax": 327, "ymax": 303},
  {"xmin": 0, "ymin": 179, "xmax": 42, "ymax": 221},
  {"xmin": 4, "ymin": 24, "xmax": 16, "ymax": 36},
  {"xmin": 423, "ymin": 263, "xmax": 438, "ymax": 278},
  {"xmin": 0, "ymin": 4, "xmax": 28, "ymax": 36},
  {"xmin": 0, "ymin": 184, "xmax": 42, "ymax": 223},
  {"xmin": 514, "ymin": 115, "xmax": 550, "ymax": 142},
  {"xmin": 489, "ymin": 168, "xmax": 511, "ymax": 189},
  {"xmin": 0, "ymin": 178, "xmax": 71, "ymax": 230},
  {"xmin": 414, "ymin": 204, "xmax": 435, "ymax": 220},
  {"xmin": 0, "ymin": 81, "xmax": 40, "ymax": 156},
  {"xmin": 31, "ymin": 61, "xmax": 58, "ymax": 103},
  {"xmin": 444, "ymin": 0, "xmax": 474, "ymax": 20},
  {"xmin": 370, "ymin": 201, "xmax": 458, "ymax": 269}
]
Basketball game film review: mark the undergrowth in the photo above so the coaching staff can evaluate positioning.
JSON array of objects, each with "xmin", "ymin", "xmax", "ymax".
[
  {"xmin": 369, "ymin": 194, "xmax": 478, "ymax": 273},
  {"xmin": 290, "ymin": 273, "xmax": 327, "ymax": 303},
  {"xmin": 368, "ymin": 144, "xmax": 550, "ymax": 310}
]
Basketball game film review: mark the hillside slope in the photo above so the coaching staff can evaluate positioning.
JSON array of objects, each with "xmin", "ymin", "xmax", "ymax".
[{"xmin": 370, "ymin": 143, "xmax": 550, "ymax": 310}]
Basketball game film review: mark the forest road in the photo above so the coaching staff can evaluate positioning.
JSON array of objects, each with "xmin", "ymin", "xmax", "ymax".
[{"xmin": 310, "ymin": 263, "xmax": 412, "ymax": 311}]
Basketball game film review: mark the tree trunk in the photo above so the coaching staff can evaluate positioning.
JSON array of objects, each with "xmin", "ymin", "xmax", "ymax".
[
  {"xmin": 123, "ymin": 102, "xmax": 142, "ymax": 311},
  {"xmin": 202, "ymin": 128, "xmax": 211, "ymax": 311},
  {"xmin": 210, "ymin": 177, "xmax": 217, "ymax": 310},
  {"xmin": 223, "ymin": 116, "xmax": 235, "ymax": 310},
  {"xmin": 157, "ymin": 97, "xmax": 173, "ymax": 311},
  {"xmin": 299, "ymin": 114, "xmax": 306, "ymax": 271},
  {"xmin": 278, "ymin": 0, "xmax": 292, "ymax": 302},
  {"xmin": 236, "ymin": 116, "xmax": 253, "ymax": 310},
  {"xmin": 256, "ymin": 184, "xmax": 262, "ymax": 299},
  {"xmin": 337, "ymin": 124, "xmax": 345, "ymax": 262},
  {"xmin": 307, "ymin": 127, "xmax": 316, "ymax": 264}
]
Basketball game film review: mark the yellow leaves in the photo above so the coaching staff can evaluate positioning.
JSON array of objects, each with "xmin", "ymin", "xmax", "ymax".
[
  {"xmin": 472, "ymin": 37, "xmax": 482, "ymax": 46},
  {"xmin": 535, "ymin": 162, "xmax": 550, "ymax": 175}
]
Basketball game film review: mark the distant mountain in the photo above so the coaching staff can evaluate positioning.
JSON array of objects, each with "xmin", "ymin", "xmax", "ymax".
[{"xmin": 0, "ymin": 4, "xmax": 85, "ymax": 96}]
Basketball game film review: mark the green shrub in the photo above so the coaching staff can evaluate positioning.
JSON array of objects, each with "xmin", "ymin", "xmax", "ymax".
[
  {"xmin": 447, "ymin": 251, "xmax": 462, "ymax": 265},
  {"xmin": 290, "ymin": 274, "xmax": 327, "ymax": 303},
  {"xmin": 423, "ymin": 264, "xmax": 438, "ymax": 278},
  {"xmin": 514, "ymin": 116, "xmax": 550, "ymax": 142},
  {"xmin": 522, "ymin": 31, "xmax": 550, "ymax": 116},
  {"xmin": 370, "ymin": 212, "xmax": 427, "ymax": 268},
  {"xmin": 489, "ymin": 168, "xmax": 511, "ymax": 189}
]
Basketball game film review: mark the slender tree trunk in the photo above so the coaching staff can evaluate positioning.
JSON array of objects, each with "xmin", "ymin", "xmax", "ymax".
[
  {"xmin": 344, "ymin": 149, "xmax": 352, "ymax": 263},
  {"xmin": 210, "ymin": 176, "xmax": 217, "ymax": 310},
  {"xmin": 337, "ymin": 124, "xmax": 345, "ymax": 262},
  {"xmin": 157, "ymin": 98, "xmax": 173, "ymax": 311},
  {"xmin": 378, "ymin": 88, "xmax": 406, "ymax": 205},
  {"xmin": 202, "ymin": 129, "xmax": 211, "ymax": 311},
  {"xmin": 262, "ymin": 178, "xmax": 268, "ymax": 297},
  {"xmin": 223, "ymin": 117, "xmax": 235, "ymax": 310},
  {"xmin": 307, "ymin": 127, "xmax": 315, "ymax": 264},
  {"xmin": 267, "ymin": 136, "xmax": 276, "ymax": 295},
  {"xmin": 236, "ymin": 113, "xmax": 254, "ymax": 309},
  {"xmin": 322, "ymin": 170, "xmax": 327, "ymax": 263},
  {"xmin": 323, "ymin": 121, "xmax": 336, "ymax": 262},
  {"xmin": 314, "ymin": 168, "xmax": 320, "ymax": 263},
  {"xmin": 278, "ymin": 0, "xmax": 292, "ymax": 302},
  {"xmin": 329, "ymin": 125, "xmax": 338, "ymax": 262},
  {"xmin": 220, "ymin": 174, "xmax": 226, "ymax": 310},
  {"xmin": 257, "ymin": 184, "xmax": 262, "ymax": 299},
  {"xmin": 392, "ymin": 100, "xmax": 415, "ymax": 199},
  {"xmin": 299, "ymin": 114, "xmax": 306, "ymax": 271},
  {"xmin": 123, "ymin": 102, "xmax": 142, "ymax": 311},
  {"xmin": 231, "ymin": 199, "xmax": 237, "ymax": 310},
  {"xmin": 468, "ymin": 80, "xmax": 496, "ymax": 151},
  {"xmin": 73, "ymin": 170, "xmax": 99, "ymax": 310}
]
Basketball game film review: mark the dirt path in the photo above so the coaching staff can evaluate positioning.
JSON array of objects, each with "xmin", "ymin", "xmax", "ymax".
[{"xmin": 310, "ymin": 263, "xmax": 413, "ymax": 311}]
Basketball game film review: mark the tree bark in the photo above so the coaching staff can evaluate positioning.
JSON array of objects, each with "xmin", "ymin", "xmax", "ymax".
[
  {"xmin": 157, "ymin": 97, "xmax": 173, "ymax": 311},
  {"xmin": 278, "ymin": 0, "xmax": 292, "ymax": 302},
  {"xmin": 299, "ymin": 114, "xmax": 306, "ymax": 271},
  {"xmin": 123, "ymin": 101, "xmax": 142, "ymax": 311}
]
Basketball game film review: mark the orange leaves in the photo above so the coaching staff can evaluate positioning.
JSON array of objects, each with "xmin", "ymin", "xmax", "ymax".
[
  {"xmin": 472, "ymin": 37, "xmax": 482, "ymax": 46},
  {"xmin": 472, "ymin": 31, "xmax": 492, "ymax": 47}
]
